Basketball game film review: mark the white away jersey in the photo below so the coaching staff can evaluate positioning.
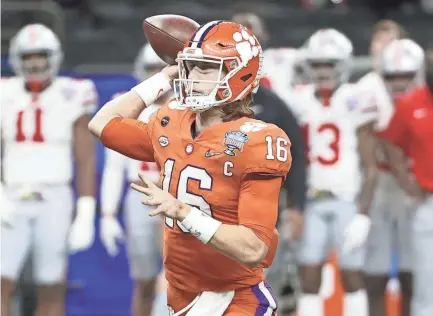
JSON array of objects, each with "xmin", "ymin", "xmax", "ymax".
[
  {"xmin": 354, "ymin": 71, "xmax": 395, "ymax": 132},
  {"xmin": 1, "ymin": 76, "xmax": 97, "ymax": 185},
  {"xmin": 290, "ymin": 84, "xmax": 362, "ymax": 201}
]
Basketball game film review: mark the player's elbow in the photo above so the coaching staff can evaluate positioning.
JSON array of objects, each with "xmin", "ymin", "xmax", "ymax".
[
  {"xmin": 88, "ymin": 104, "xmax": 114, "ymax": 138},
  {"xmin": 364, "ymin": 165, "xmax": 378, "ymax": 182},
  {"xmin": 240, "ymin": 238, "xmax": 268, "ymax": 268},
  {"xmin": 88, "ymin": 115, "xmax": 104, "ymax": 138}
]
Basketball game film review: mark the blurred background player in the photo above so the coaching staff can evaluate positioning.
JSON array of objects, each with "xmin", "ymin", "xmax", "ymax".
[
  {"xmin": 292, "ymin": 29, "xmax": 368, "ymax": 316},
  {"xmin": 0, "ymin": 23, "xmax": 97, "ymax": 316},
  {"xmin": 99, "ymin": 43, "xmax": 169, "ymax": 316},
  {"xmin": 355, "ymin": 21, "xmax": 414, "ymax": 316},
  {"xmin": 378, "ymin": 40, "xmax": 432, "ymax": 316}
]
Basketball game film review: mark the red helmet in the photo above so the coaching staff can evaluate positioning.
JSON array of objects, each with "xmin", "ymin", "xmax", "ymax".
[{"xmin": 175, "ymin": 21, "xmax": 264, "ymax": 112}]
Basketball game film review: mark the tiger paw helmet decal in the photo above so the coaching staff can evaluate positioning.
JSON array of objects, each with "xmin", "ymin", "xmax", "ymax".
[{"xmin": 232, "ymin": 30, "xmax": 260, "ymax": 65}]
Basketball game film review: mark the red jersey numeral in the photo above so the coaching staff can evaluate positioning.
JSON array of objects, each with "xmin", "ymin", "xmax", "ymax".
[
  {"xmin": 317, "ymin": 123, "xmax": 340, "ymax": 165},
  {"xmin": 303, "ymin": 123, "xmax": 340, "ymax": 166},
  {"xmin": 15, "ymin": 108, "xmax": 44, "ymax": 142},
  {"xmin": 140, "ymin": 161, "xmax": 151, "ymax": 171}
]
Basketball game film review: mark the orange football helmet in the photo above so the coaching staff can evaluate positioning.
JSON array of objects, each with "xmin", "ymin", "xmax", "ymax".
[{"xmin": 174, "ymin": 21, "xmax": 264, "ymax": 112}]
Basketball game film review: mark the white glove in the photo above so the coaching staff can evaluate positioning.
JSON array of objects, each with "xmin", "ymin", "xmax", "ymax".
[
  {"xmin": 342, "ymin": 213, "xmax": 371, "ymax": 253},
  {"xmin": 100, "ymin": 215, "xmax": 124, "ymax": 257},
  {"xmin": 68, "ymin": 197, "xmax": 96, "ymax": 253},
  {"xmin": 1, "ymin": 187, "xmax": 16, "ymax": 227}
]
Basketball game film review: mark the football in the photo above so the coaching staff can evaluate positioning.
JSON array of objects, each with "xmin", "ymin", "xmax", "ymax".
[{"xmin": 142, "ymin": 15, "xmax": 200, "ymax": 65}]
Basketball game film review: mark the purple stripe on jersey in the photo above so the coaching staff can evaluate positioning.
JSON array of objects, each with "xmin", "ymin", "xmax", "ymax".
[
  {"xmin": 264, "ymin": 280, "xmax": 279, "ymax": 309},
  {"xmin": 251, "ymin": 282, "xmax": 270, "ymax": 316}
]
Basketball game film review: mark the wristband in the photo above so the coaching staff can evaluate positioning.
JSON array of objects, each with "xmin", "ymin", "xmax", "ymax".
[
  {"xmin": 131, "ymin": 72, "xmax": 172, "ymax": 106},
  {"xmin": 180, "ymin": 207, "xmax": 222, "ymax": 244},
  {"xmin": 76, "ymin": 196, "xmax": 96, "ymax": 221}
]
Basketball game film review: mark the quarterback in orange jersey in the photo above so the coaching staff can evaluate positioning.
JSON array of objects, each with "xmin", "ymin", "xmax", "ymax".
[{"xmin": 89, "ymin": 21, "xmax": 291, "ymax": 315}]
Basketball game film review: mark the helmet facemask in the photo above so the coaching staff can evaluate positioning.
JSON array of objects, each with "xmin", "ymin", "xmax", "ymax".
[
  {"xmin": 302, "ymin": 57, "xmax": 351, "ymax": 91},
  {"xmin": 9, "ymin": 24, "xmax": 63, "ymax": 85},
  {"xmin": 174, "ymin": 49, "xmax": 244, "ymax": 112},
  {"xmin": 383, "ymin": 71, "xmax": 418, "ymax": 98},
  {"xmin": 19, "ymin": 51, "xmax": 52, "ymax": 83},
  {"xmin": 380, "ymin": 39, "xmax": 426, "ymax": 98},
  {"xmin": 300, "ymin": 29, "xmax": 353, "ymax": 91}
]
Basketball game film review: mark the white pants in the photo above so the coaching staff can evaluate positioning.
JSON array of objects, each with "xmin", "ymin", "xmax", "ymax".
[
  {"xmin": 364, "ymin": 171, "xmax": 413, "ymax": 274},
  {"xmin": 298, "ymin": 197, "xmax": 365, "ymax": 269},
  {"xmin": 411, "ymin": 194, "xmax": 433, "ymax": 316},
  {"xmin": 1, "ymin": 184, "xmax": 73, "ymax": 284}
]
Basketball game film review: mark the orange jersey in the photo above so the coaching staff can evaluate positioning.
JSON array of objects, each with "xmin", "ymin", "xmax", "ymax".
[{"xmin": 101, "ymin": 100, "xmax": 292, "ymax": 292}]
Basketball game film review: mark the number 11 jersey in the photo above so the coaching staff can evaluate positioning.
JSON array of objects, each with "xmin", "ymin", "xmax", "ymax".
[{"xmin": 1, "ymin": 76, "xmax": 97, "ymax": 185}]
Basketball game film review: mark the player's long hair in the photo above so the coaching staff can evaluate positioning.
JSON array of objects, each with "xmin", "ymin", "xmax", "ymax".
[{"xmin": 220, "ymin": 94, "xmax": 254, "ymax": 122}]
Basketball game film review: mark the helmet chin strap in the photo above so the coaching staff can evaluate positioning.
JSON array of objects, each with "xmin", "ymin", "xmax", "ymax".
[{"xmin": 185, "ymin": 82, "xmax": 231, "ymax": 112}]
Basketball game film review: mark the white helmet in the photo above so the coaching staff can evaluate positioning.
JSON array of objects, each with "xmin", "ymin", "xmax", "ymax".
[
  {"xmin": 9, "ymin": 23, "xmax": 63, "ymax": 82},
  {"xmin": 300, "ymin": 28, "xmax": 353, "ymax": 88},
  {"xmin": 133, "ymin": 43, "xmax": 165, "ymax": 80},
  {"xmin": 380, "ymin": 39, "xmax": 425, "ymax": 95}
]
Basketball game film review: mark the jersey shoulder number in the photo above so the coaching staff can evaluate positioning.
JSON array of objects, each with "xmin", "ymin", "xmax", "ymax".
[{"xmin": 240, "ymin": 120, "xmax": 292, "ymax": 178}]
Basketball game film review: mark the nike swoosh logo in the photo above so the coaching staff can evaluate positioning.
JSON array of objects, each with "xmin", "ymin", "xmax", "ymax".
[
  {"xmin": 156, "ymin": 88, "xmax": 164, "ymax": 99},
  {"xmin": 205, "ymin": 150, "xmax": 222, "ymax": 158}
]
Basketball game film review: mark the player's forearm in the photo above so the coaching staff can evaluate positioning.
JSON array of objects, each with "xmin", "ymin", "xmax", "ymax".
[
  {"xmin": 89, "ymin": 73, "xmax": 171, "ymax": 138},
  {"xmin": 178, "ymin": 207, "xmax": 268, "ymax": 268},
  {"xmin": 357, "ymin": 124, "xmax": 379, "ymax": 215},
  {"xmin": 391, "ymin": 164, "xmax": 421, "ymax": 198},
  {"xmin": 208, "ymin": 224, "xmax": 268, "ymax": 268},
  {"xmin": 382, "ymin": 140, "xmax": 422, "ymax": 197},
  {"xmin": 74, "ymin": 115, "xmax": 96, "ymax": 219},
  {"xmin": 75, "ymin": 116, "xmax": 96, "ymax": 198},
  {"xmin": 100, "ymin": 151, "xmax": 125, "ymax": 215},
  {"xmin": 89, "ymin": 92, "xmax": 148, "ymax": 138},
  {"xmin": 358, "ymin": 166, "xmax": 378, "ymax": 215}
]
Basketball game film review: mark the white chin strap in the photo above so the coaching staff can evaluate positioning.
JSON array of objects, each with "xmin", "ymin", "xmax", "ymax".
[{"xmin": 183, "ymin": 84, "xmax": 232, "ymax": 113}]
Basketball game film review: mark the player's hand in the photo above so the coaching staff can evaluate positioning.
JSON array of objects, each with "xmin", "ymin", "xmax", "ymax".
[
  {"xmin": 281, "ymin": 208, "xmax": 304, "ymax": 241},
  {"xmin": 130, "ymin": 173, "xmax": 191, "ymax": 221},
  {"xmin": 68, "ymin": 213, "xmax": 95, "ymax": 253},
  {"xmin": 342, "ymin": 213, "xmax": 371, "ymax": 253},
  {"xmin": 161, "ymin": 65, "xmax": 179, "ymax": 85},
  {"xmin": 100, "ymin": 215, "xmax": 124, "ymax": 257},
  {"xmin": 405, "ymin": 176, "xmax": 427, "ymax": 202}
]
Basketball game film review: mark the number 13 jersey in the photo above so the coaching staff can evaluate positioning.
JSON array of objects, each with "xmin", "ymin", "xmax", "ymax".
[
  {"xmin": 290, "ymin": 84, "xmax": 361, "ymax": 201},
  {"xmin": 1, "ymin": 77, "xmax": 97, "ymax": 185}
]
